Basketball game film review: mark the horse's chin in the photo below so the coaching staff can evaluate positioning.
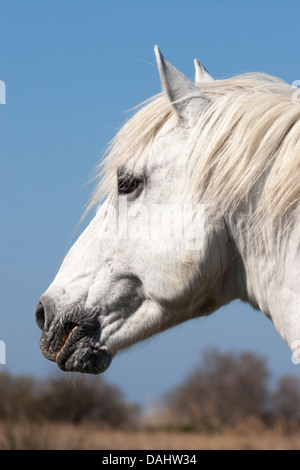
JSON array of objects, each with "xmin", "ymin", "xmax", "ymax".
[{"xmin": 56, "ymin": 339, "xmax": 113, "ymax": 374}]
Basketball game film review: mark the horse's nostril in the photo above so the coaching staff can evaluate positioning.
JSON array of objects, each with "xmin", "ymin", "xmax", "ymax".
[
  {"xmin": 35, "ymin": 302, "xmax": 45, "ymax": 331},
  {"xmin": 35, "ymin": 295, "xmax": 56, "ymax": 332}
]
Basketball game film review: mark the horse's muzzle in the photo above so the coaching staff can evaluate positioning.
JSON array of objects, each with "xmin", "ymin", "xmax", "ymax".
[{"xmin": 34, "ymin": 297, "xmax": 112, "ymax": 374}]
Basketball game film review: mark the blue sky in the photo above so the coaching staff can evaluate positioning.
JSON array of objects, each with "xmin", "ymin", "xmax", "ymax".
[{"xmin": 1, "ymin": 0, "xmax": 300, "ymax": 407}]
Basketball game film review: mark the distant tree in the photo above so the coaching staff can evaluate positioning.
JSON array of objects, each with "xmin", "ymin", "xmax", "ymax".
[
  {"xmin": 0, "ymin": 371, "xmax": 37, "ymax": 420},
  {"xmin": 272, "ymin": 375, "xmax": 300, "ymax": 429},
  {"xmin": 37, "ymin": 374, "xmax": 139, "ymax": 428},
  {"xmin": 164, "ymin": 349, "xmax": 270, "ymax": 430},
  {"xmin": 0, "ymin": 371, "xmax": 139, "ymax": 429}
]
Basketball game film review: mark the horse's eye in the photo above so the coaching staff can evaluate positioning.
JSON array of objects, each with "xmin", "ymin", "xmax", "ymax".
[{"xmin": 118, "ymin": 176, "xmax": 141, "ymax": 194}]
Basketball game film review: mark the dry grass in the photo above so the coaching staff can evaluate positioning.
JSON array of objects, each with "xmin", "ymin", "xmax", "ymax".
[{"xmin": 1, "ymin": 421, "xmax": 300, "ymax": 450}]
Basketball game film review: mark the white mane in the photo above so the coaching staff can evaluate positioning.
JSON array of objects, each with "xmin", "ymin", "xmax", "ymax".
[{"xmin": 87, "ymin": 72, "xmax": 300, "ymax": 230}]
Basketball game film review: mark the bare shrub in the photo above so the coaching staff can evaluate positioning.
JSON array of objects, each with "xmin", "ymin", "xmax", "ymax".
[
  {"xmin": 163, "ymin": 349, "xmax": 270, "ymax": 431},
  {"xmin": 0, "ymin": 372, "xmax": 38, "ymax": 421},
  {"xmin": 37, "ymin": 374, "xmax": 139, "ymax": 428},
  {"xmin": 272, "ymin": 375, "xmax": 300, "ymax": 432},
  {"xmin": 0, "ymin": 371, "xmax": 139, "ymax": 429}
]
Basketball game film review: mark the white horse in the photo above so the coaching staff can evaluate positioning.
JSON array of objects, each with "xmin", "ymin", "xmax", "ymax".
[{"xmin": 35, "ymin": 46, "xmax": 300, "ymax": 374}]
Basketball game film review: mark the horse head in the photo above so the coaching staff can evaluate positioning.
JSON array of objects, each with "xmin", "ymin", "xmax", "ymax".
[{"xmin": 35, "ymin": 47, "xmax": 300, "ymax": 373}]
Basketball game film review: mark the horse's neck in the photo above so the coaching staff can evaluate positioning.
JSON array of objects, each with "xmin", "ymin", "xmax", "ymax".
[{"xmin": 229, "ymin": 210, "xmax": 300, "ymax": 352}]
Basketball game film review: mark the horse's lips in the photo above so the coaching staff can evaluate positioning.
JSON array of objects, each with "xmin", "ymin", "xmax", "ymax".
[
  {"xmin": 56, "ymin": 324, "xmax": 78, "ymax": 359},
  {"xmin": 38, "ymin": 311, "xmax": 113, "ymax": 374},
  {"xmin": 54, "ymin": 323, "xmax": 112, "ymax": 374}
]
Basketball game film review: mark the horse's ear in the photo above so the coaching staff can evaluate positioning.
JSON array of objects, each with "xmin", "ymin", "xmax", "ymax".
[
  {"xmin": 154, "ymin": 45, "xmax": 209, "ymax": 124},
  {"xmin": 194, "ymin": 59, "xmax": 214, "ymax": 83}
]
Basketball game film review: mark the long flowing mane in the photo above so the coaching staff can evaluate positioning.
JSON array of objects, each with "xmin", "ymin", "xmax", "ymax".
[{"xmin": 87, "ymin": 72, "xmax": 300, "ymax": 230}]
